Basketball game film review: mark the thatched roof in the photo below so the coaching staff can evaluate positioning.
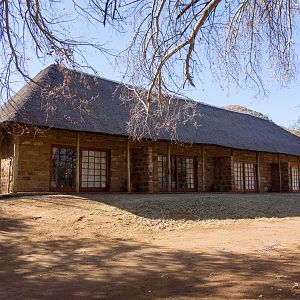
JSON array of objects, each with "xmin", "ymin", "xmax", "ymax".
[
  {"xmin": 1, "ymin": 64, "xmax": 300, "ymax": 156},
  {"xmin": 223, "ymin": 105, "xmax": 270, "ymax": 121}
]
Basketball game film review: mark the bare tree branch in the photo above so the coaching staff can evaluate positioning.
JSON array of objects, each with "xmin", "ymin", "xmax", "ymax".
[{"xmin": 0, "ymin": 0, "xmax": 299, "ymax": 140}]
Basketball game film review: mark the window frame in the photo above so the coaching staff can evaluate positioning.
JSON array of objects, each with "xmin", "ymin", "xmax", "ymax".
[
  {"xmin": 244, "ymin": 163, "xmax": 258, "ymax": 192},
  {"xmin": 234, "ymin": 162, "xmax": 244, "ymax": 192},
  {"xmin": 234, "ymin": 161, "xmax": 258, "ymax": 193},
  {"xmin": 157, "ymin": 154, "xmax": 168, "ymax": 191},
  {"xmin": 79, "ymin": 147, "xmax": 110, "ymax": 192},
  {"xmin": 171, "ymin": 155, "xmax": 197, "ymax": 192},
  {"xmin": 290, "ymin": 166, "xmax": 300, "ymax": 192},
  {"xmin": 49, "ymin": 144, "xmax": 77, "ymax": 192}
]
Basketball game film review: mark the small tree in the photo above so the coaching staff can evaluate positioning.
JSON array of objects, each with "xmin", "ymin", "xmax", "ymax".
[{"xmin": 290, "ymin": 118, "xmax": 300, "ymax": 137}]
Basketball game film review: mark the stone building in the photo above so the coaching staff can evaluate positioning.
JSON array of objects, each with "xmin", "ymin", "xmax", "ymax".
[{"xmin": 1, "ymin": 65, "xmax": 300, "ymax": 194}]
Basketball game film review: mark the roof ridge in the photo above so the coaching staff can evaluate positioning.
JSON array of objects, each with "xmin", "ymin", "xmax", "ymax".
[{"xmin": 50, "ymin": 63, "xmax": 124, "ymax": 87}]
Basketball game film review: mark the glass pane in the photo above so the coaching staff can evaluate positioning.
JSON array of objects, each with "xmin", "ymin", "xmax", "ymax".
[
  {"xmin": 88, "ymin": 182, "xmax": 95, "ymax": 188},
  {"xmin": 59, "ymin": 149, "xmax": 66, "ymax": 156},
  {"xmin": 51, "ymin": 147, "xmax": 76, "ymax": 189},
  {"xmin": 291, "ymin": 168, "xmax": 300, "ymax": 191},
  {"xmin": 234, "ymin": 162, "xmax": 244, "ymax": 191},
  {"xmin": 81, "ymin": 150, "xmax": 108, "ymax": 189},
  {"xmin": 170, "ymin": 156, "xmax": 195, "ymax": 191},
  {"xmin": 158, "ymin": 155, "xmax": 168, "ymax": 190},
  {"xmin": 101, "ymin": 181, "xmax": 106, "ymax": 188},
  {"xmin": 245, "ymin": 163, "xmax": 256, "ymax": 191},
  {"xmin": 51, "ymin": 180, "xmax": 57, "ymax": 188}
]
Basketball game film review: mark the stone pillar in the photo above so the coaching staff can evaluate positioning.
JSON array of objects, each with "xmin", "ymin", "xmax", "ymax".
[
  {"xmin": 146, "ymin": 146, "xmax": 154, "ymax": 193},
  {"xmin": 76, "ymin": 133, "xmax": 80, "ymax": 193},
  {"xmin": 127, "ymin": 139, "xmax": 131, "ymax": 192},
  {"xmin": 256, "ymin": 152, "xmax": 261, "ymax": 192},
  {"xmin": 278, "ymin": 155, "xmax": 282, "ymax": 192},
  {"xmin": 130, "ymin": 146, "xmax": 153, "ymax": 192},
  {"xmin": 0, "ymin": 136, "xmax": 2, "ymax": 194},
  {"xmin": 271, "ymin": 163, "xmax": 280, "ymax": 192},
  {"xmin": 12, "ymin": 135, "xmax": 19, "ymax": 193},
  {"xmin": 167, "ymin": 143, "xmax": 171, "ymax": 192},
  {"xmin": 271, "ymin": 161, "xmax": 290, "ymax": 192},
  {"xmin": 214, "ymin": 156, "xmax": 233, "ymax": 192},
  {"xmin": 280, "ymin": 162, "xmax": 291, "ymax": 192},
  {"xmin": 202, "ymin": 145, "xmax": 205, "ymax": 192},
  {"xmin": 298, "ymin": 157, "xmax": 300, "ymax": 185}
]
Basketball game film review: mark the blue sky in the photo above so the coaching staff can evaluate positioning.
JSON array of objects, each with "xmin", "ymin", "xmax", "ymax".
[{"xmin": 24, "ymin": 6, "xmax": 300, "ymax": 129}]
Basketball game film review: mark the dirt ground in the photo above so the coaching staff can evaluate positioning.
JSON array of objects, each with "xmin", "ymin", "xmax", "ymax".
[{"xmin": 0, "ymin": 193, "xmax": 299, "ymax": 300}]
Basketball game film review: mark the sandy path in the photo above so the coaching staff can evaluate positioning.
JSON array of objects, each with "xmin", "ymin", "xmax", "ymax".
[{"xmin": 0, "ymin": 195, "xmax": 299, "ymax": 299}]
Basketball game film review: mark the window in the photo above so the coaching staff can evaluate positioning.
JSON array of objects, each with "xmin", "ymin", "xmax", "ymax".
[
  {"xmin": 171, "ymin": 156, "xmax": 177, "ymax": 190},
  {"xmin": 81, "ymin": 149, "xmax": 108, "ymax": 190},
  {"xmin": 234, "ymin": 162, "xmax": 257, "ymax": 192},
  {"xmin": 172, "ymin": 156, "xmax": 195, "ymax": 191},
  {"xmin": 234, "ymin": 162, "xmax": 244, "ymax": 191},
  {"xmin": 291, "ymin": 167, "xmax": 300, "ymax": 191},
  {"xmin": 51, "ymin": 146, "xmax": 76, "ymax": 191},
  {"xmin": 177, "ymin": 157, "xmax": 195, "ymax": 190},
  {"xmin": 244, "ymin": 163, "xmax": 257, "ymax": 191},
  {"xmin": 157, "ymin": 155, "xmax": 168, "ymax": 190}
]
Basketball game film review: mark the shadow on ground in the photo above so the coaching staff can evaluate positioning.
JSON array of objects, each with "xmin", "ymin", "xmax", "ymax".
[{"xmin": 0, "ymin": 214, "xmax": 299, "ymax": 299}]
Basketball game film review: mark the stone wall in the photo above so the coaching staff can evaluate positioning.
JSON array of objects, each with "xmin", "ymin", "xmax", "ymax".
[
  {"xmin": 0, "ymin": 133, "xmax": 13, "ymax": 194},
  {"xmin": 271, "ymin": 163, "xmax": 281, "ymax": 192},
  {"xmin": 15, "ymin": 129, "xmax": 128, "ymax": 192},
  {"xmin": 1, "ymin": 127, "xmax": 299, "ymax": 193},
  {"xmin": 280, "ymin": 162, "xmax": 291, "ymax": 192},
  {"xmin": 215, "ymin": 157, "xmax": 233, "ymax": 192},
  {"xmin": 133, "ymin": 141, "xmax": 204, "ymax": 192},
  {"xmin": 271, "ymin": 162, "xmax": 291, "ymax": 192},
  {"xmin": 168, "ymin": 143, "xmax": 203, "ymax": 191},
  {"xmin": 233, "ymin": 150, "xmax": 256, "ymax": 163},
  {"xmin": 259, "ymin": 153, "xmax": 278, "ymax": 192},
  {"xmin": 131, "ymin": 146, "xmax": 154, "ymax": 192},
  {"xmin": 204, "ymin": 146, "xmax": 231, "ymax": 192},
  {"xmin": 79, "ymin": 132, "xmax": 128, "ymax": 192}
]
